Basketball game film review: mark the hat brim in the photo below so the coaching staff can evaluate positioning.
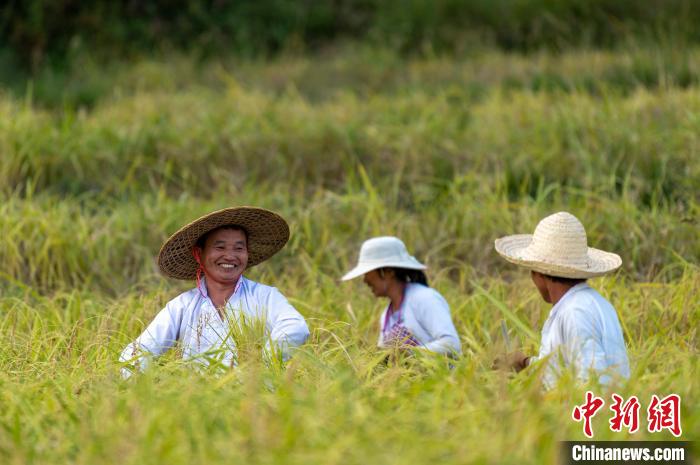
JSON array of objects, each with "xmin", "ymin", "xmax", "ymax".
[
  {"xmin": 158, "ymin": 207, "xmax": 290, "ymax": 280},
  {"xmin": 341, "ymin": 261, "xmax": 427, "ymax": 281},
  {"xmin": 494, "ymin": 234, "xmax": 622, "ymax": 279}
]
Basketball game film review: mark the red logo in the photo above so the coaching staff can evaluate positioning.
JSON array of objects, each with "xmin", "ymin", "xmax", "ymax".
[
  {"xmin": 647, "ymin": 394, "xmax": 682, "ymax": 437},
  {"xmin": 609, "ymin": 394, "xmax": 640, "ymax": 433},
  {"xmin": 572, "ymin": 391, "xmax": 605, "ymax": 438},
  {"xmin": 572, "ymin": 392, "xmax": 682, "ymax": 438}
]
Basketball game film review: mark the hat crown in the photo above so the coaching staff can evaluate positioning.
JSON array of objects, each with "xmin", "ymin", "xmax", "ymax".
[
  {"xmin": 529, "ymin": 212, "xmax": 589, "ymax": 261},
  {"xmin": 341, "ymin": 236, "xmax": 427, "ymax": 281},
  {"xmin": 494, "ymin": 211, "xmax": 622, "ymax": 279},
  {"xmin": 359, "ymin": 236, "xmax": 412, "ymax": 263}
]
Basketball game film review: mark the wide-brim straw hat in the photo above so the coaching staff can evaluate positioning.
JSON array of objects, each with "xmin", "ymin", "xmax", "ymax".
[
  {"xmin": 342, "ymin": 236, "xmax": 426, "ymax": 281},
  {"xmin": 494, "ymin": 211, "xmax": 621, "ymax": 279},
  {"xmin": 158, "ymin": 206, "xmax": 290, "ymax": 280}
]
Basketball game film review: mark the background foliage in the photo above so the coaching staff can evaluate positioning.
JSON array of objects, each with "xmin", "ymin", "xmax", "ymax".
[{"xmin": 3, "ymin": 0, "xmax": 700, "ymax": 70}]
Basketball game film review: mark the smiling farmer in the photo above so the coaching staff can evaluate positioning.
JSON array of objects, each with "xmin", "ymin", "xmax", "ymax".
[
  {"xmin": 342, "ymin": 236, "xmax": 461, "ymax": 356},
  {"xmin": 120, "ymin": 207, "xmax": 309, "ymax": 377},
  {"xmin": 494, "ymin": 212, "xmax": 630, "ymax": 388}
]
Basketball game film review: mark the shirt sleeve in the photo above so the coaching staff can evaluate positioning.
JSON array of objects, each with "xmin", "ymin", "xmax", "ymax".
[
  {"xmin": 413, "ymin": 290, "xmax": 462, "ymax": 355},
  {"xmin": 559, "ymin": 307, "xmax": 607, "ymax": 382},
  {"xmin": 119, "ymin": 300, "xmax": 183, "ymax": 378},
  {"xmin": 377, "ymin": 308, "xmax": 388, "ymax": 348},
  {"xmin": 264, "ymin": 287, "xmax": 310, "ymax": 361}
]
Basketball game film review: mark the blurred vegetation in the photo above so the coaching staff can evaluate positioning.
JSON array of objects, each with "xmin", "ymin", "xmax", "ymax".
[
  {"xmin": 1, "ymin": 48, "xmax": 698, "ymax": 294},
  {"xmin": 3, "ymin": 0, "xmax": 700, "ymax": 72}
]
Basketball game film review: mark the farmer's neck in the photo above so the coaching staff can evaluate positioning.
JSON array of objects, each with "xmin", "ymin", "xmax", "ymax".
[
  {"xmin": 387, "ymin": 280, "xmax": 406, "ymax": 311},
  {"xmin": 545, "ymin": 280, "xmax": 578, "ymax": 305},
  {"xmin": 206, "ymin": 276, "xmax": 239, "ymax": 311}
]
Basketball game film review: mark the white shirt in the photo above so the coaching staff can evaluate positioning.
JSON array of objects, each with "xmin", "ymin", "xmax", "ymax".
[
  {"xmin": 378, "ymin": 283, "xmax": 461, "ymax": 355},
  {"xmin": 532, "ymin": 283, "xmax": 630, "ymax": 388},
  {"xmin": 120, "ymin": 276, "xmax": 309, "ymax": 377}
]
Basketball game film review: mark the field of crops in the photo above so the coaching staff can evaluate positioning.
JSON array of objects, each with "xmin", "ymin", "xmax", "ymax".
[{"xmin": 1, "ymin": 45, "xmax": 698, "ymax": 464}]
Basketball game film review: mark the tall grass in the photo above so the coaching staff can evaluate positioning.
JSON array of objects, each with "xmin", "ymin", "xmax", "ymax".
[
  {"xmin": 3, "ymin": 49, "xmax": 699, "ymax": 202},
  {"xmin": 1, "ymin": 268, "xmax": 697, "ymax": 464},
  {"xmin": 0, "ymin": 47, "xmax": 698, "ymax": 464},
  {"xmin": 1, "ymin": 50, "xmax": 697, "ymax": 287}
]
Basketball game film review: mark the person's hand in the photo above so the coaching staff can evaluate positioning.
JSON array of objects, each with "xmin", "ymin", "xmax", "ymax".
[{"xmin": 493, "ymin": 351, "xmax": 529, "ymax": 372}]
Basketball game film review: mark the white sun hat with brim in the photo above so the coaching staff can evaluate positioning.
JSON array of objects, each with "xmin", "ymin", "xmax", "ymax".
[
  {"xmin": 341, "ymin": 236, "xmax": 426, "ymax": 281},
  {"xmin": 494, "ymin": 211, "xmax": 622, "ymax": 279}
]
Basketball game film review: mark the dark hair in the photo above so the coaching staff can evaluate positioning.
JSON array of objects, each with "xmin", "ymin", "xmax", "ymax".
[
  {"xmin": 195, "ymin": 224, "xmax": 248, "ymax": 249},
  {"xmin": 543, "ymin": 274, "xmax": 587, "ymax": 286},
  {"xmin": 380, "ymin": 267, "xmax": 429, "ymax": 286}
]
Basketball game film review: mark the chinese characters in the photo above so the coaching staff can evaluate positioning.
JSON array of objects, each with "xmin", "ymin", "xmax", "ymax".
[{"xmin": 571, "ymin": 392, "xmax": 682, "ymax": 438}]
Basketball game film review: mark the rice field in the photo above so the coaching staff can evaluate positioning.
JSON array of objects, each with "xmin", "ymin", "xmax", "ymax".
[{"xmin": 0, "ymin": 46, "xmax": 698, "ymax": 464}]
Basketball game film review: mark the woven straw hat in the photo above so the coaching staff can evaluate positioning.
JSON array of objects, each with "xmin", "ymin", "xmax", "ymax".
[
  {"xmin": 341, "ymin": 236, "xmax": 426, "ymax": 281},
  {"xmin": 158, "ymin": 206, "xmax": 289, "ymax": 280},
  {"xmin": 494, "ymin": 212, "xmax": 621, "ymax": 279}
]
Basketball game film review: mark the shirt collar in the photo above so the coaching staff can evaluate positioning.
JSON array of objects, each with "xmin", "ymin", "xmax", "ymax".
[{"xmin": 197, "ymin": 276, "xmax": 246, "ymax": 299}]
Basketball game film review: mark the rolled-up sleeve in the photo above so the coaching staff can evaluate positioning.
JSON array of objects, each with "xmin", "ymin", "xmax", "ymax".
[
  {"xmin": 119, "ymin": 302, "xmax": 182, "ymax": 378},
  {"xmin": 264, "ymin": 288, "xmax": 310, "ymax": 360}
]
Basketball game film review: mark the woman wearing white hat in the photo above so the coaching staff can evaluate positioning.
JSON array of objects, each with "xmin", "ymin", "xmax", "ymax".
[
  {"xmin": 120, "ymin": 207, "xmax": 309, "ymax": 377},
  {"xmin": 494, "ymin": 211, "xmax": 630, "ymax": 388},
  {"xmin": 342, "ymin": 237, "xmax": 461, "ymax": 355}
]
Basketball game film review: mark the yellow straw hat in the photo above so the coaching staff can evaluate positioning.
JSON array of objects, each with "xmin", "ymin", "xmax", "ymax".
[
  {"xmin": 157, "ymin": 206, "xmax": 290, "ymax": 280},
  {"xmin": 494, "ymin": 212, "xmax": 622, "ymax": 279}
]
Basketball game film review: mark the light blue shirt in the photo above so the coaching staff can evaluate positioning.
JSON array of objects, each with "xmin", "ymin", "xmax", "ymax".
[
  {"xmin": 532, "ymin": 283, "xmax": 630, "ymax": 388},
  {"xmin": 120, "ymin": 276, "xmax": 309, "ymax": 377},
  {"xmin": 378, "ymin": 283, "xmax": 461, "ymax": 355}
]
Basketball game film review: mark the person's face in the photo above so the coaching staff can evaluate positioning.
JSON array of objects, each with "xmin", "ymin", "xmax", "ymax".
[
  {"xmin": 363, "ymin": 269, "xmax": 391, "ymax": 298},
  {"xmin": 530, "ymin": 270, "xmax": 551, "ymax": 303},
  {"xmin": 198, "ymin": 228, "xmax": 248, "ymax": 286}
]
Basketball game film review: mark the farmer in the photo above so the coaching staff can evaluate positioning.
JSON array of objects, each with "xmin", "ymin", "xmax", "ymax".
[
  {"xmin": 120, "ymin": 207, "xmax": 309, "ymax": 377},
  {"xmin": 494, "ymin": 211, "xmax": 630, "ymax": 388},
  {"xmin": 342, "ymin": 236, "xmax": 461, "ymax": 355}
]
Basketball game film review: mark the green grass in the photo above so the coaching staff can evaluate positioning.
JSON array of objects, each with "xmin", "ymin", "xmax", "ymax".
[{"xmin": 0, "ymin": 47, "xmax": 698, "ymax": 464}]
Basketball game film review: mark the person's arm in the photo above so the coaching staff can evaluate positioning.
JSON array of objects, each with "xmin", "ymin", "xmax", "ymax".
[
  {"xmin": 559, "ymin": 307, "xmax": 607, "ymax": 382},
  {"xmin": 413, "ymin": 291, "xmax": 462, "ymax": 356},
  {"xmin": 119, "ymin": 300, "xmax": 183, "ymax": 378},
  {"xmin": 264, "ymin": 288, "xmax": 310, "ymax": 361}
]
